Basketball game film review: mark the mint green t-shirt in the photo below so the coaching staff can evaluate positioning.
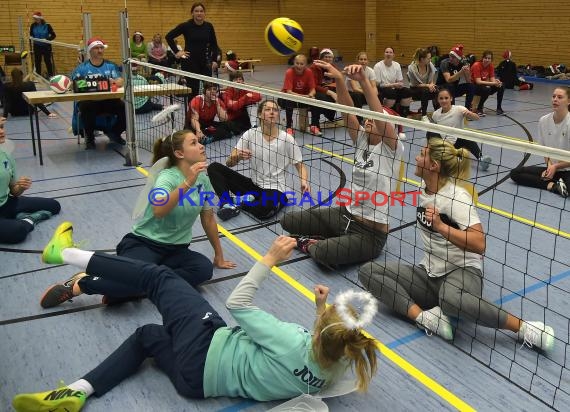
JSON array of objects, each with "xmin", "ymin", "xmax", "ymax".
[
  {"xmin": 132, "ymin": 74, "xmax": 149, "ymax": 110},
  {"xmin": 203, "ymin": 308, "xmax": 328, "ymax": 400},
  {"xmin": 0, "ymin": 149, "xmax": 16, "ymax": 207},
  {"xmin": 132, "ymin": 167, "xmax": 213, "ymax": 245}
]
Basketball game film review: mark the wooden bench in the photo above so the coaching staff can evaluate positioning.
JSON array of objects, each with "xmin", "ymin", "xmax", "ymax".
[{"xmin": 220, "ymin": 59, "xmax": 262, "ymax": 74}]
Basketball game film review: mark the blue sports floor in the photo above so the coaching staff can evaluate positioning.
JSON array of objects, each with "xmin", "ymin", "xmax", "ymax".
[{"xmin": 1, "ymin": 66, "xmax": 568, "ymax": 411}]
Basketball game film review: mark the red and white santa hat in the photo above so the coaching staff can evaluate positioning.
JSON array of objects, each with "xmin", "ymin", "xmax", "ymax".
[
  {"xmin": 503, "ymin": 50, "xmax": 512, "ymax": 60},
  {"xmin": 449, "ymin": 45, "xmax": 464, "ymax": 60},
  {"xmin": 319, "ymin": 48, "xmax": 334, "ymax": 59},
  {"xmin": 32, "ymin": 11, "xmax": 44, "ymax": 19},
  {"xmin": 87, "ymin": 37, "xmax": 108, "ymax": 53}
]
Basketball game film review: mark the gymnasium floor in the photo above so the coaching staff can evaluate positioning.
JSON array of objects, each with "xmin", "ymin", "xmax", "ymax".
[{"xmin": 1, "ymin": 66, "xmax": 568, "ymax": 411}]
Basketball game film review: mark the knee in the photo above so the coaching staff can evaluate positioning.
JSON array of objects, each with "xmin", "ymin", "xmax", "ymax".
[
  {"xmin": 509, "ymin": 167, "xmax": 522, "ymax": 183},
  {"xmin": 48, "ymin": 199, "xmax": 61, "ymax": 215},
  {"xmin": 6, "ymin": 224, "xmax": 31, "ymax": 244},
  {"xmin": 279, "ymin": 212, "xmax": 296, "ymax": 232},
  {"xmin": 358, "ymin": 261, "xmax": 384, "ymax": 287},
  {"xmin": 206, "ymin": 162, "xmax": 224, "ymax": 175}
]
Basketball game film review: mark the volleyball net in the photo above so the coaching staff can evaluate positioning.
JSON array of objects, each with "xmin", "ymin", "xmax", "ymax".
[
  {"xmin": 27, "ymin": 37, "xmax": 82, "ymax": 81},
  {"xmin": 126, "ymin": 60, "xmax": 569, "ymax": 410}
]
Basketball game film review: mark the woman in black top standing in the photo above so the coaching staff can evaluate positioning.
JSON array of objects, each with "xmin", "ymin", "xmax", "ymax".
[{"xmin": 166, "ymin": 2, "xmax": 221, "ymax": 98}]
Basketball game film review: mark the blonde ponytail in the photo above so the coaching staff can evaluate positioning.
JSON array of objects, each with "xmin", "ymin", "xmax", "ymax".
[{"xmin": 313, "ymin": 306, "xmax": 378, "ymax": 392}]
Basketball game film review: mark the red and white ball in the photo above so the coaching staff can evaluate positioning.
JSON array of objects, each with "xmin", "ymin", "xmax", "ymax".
[{"xmin": 49, "ymin": 75, "xmax": 71, "ymax": 94}]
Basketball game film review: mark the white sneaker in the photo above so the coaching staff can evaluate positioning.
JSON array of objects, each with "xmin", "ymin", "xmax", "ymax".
[
  {"xmin": 415, "ymin": 306, "xmax": 454, "ymax": 341},
  {"xmin": 554, "ymin": 178, "xmax": 568, "ymax": 198},
  {"xmin": 479, "ymin": 155, "xmax": 492, "ymax": 171},
  {"xmin": 518, "ymin": 321, "xmax": 555, "ymax": 352}
]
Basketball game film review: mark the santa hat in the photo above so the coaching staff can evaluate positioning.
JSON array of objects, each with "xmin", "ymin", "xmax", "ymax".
[
  {"xmin": 87, "ymin": 37, "xmax": 108, "ymax": 53},
  {"xmin": 449, "ymin": 45, "xmax": 464, "ymax": 60},
  {"xmin": 32, "ymin": 11, "xmax": 44, "ymax": 19},
  {"xmin": 503, "ymin": 50, "xmax": 512, "ymax": 60},
  {"xmin": 319, "ymin": 48, "xmax": 334, "ymax": 58}
]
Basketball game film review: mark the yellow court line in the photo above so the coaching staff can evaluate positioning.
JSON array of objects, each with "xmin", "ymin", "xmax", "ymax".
[
  {"xmin": 134, "ymin": 164, "xmax": 475, "ymax": 410},
  {"xmin": 218, "ymin": 226, "xmax": 475, "ymax": 412},
  {"xmin": 305, "ymin": 144, "xmax": 355, "ymax": 164},
  {"xmin": 464, "ymin": 127, "xmax": 529, "ymax": 142},
  {"xmin": 308, "ymin": 145, "xmax": 570, "ymax": 239}
]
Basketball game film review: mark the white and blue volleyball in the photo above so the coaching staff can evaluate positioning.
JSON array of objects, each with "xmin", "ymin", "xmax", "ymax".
[{"xmin": 265, "ymin": 17, "xmax": 304, "ymax": 56}]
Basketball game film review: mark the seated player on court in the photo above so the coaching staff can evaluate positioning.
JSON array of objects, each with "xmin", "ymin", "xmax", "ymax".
[
  {"xmin": 0, "ymin": 117, "xmax": 60, "ymax": 244},
  {"xmin": 185, "ymin": 82, "xmax": 232, "ymax": 144},
  {"xmin": 280, "ymin": 62, "xmax": 404, "ymax": 268},
  {"xmin": 207, "ymin": 99, "xmax": 309, "ymax": 221},
  {"xmin": 12, "ymin": 231, "xmax": 378, "ymax": 411},
  {"xmin": 39, "ymin": 129, "xmax": 235, "ymax": 308},
  {"xmin": 221, "ymin": 70, "xmax": 262, "ymax": 136},
  {"xmin": 359, "ymin": 137, "xmax": 555, "ymax": 351},
  {"xmin": 509, "ymin": 87, "xmax": 570, "ymax": 198},
  {"xmin": 430, "ymin": 88, "xmax": 492, "ymax": 171}
]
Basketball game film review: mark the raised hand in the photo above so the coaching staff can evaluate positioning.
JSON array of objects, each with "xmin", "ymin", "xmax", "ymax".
[{"xmin": 262, "ymin": 236, "xmax": 297, "ymax": 267}]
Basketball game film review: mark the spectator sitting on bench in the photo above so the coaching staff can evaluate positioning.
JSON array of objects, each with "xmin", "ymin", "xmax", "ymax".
[
  {"xmin": 496, "ymin": 50, "xmax": 533, "ymax": 91},
  {"xmin": 436, "ymin": 44, "xmax": 474, "ymax": 111},
  {"xmin": 471, "ymin": 50, "xmax": 505, "ymax": 116},
  {"xmin": 407, "ymin": 47, "xmax": 438, "ymax": 120},
  {"xmin": 310, "ymin": 49, "xmax": 338, "ymax": 130}
]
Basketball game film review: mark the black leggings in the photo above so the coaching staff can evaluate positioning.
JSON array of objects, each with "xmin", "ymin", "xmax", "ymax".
[
  {"xmin": 277, "ymin": 98, "xmax": 319, "ymax": 129},
  {"xmin": 82, "ymin": 253, "xmax": 226, "ymax": 398},
  {"xmin": 77, "ymin": 232, "xmax": 213, "ymax": 298},
  {"xmin": 474, "ymin": 84, "xmax": 504, "ymax": 110},
  {"xmin": 510, "ymin": 166, "xmax": 570, "ymax": 190},
  {"xmin": 0, "ymin": 196, "xmax": 60, "ymax": 244},
  {"xmin": 207, "ymin": 162, "xmax": 287, "ymax": 219},
  {"xmin": 33, "ymin": 45, "xmax": 54, "ymax": 77},
  {"xmin": 409, "ymin": 86, "xmax": 438, "ymax": 116}
]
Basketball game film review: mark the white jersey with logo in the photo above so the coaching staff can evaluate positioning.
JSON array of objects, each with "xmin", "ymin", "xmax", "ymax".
[
  {"xmin": 537, "ymin": 112, "xmax": 570, "ymax": 171},
  {"xmin": 417, "ymin": 182, "xmax": 482, "ymax": 277},
  {"xmin": 431, "ymin": 105, "xmax": 469, "ymax": 144},
  {"xmin": 236, "ymin": 128, "xmax": 303, "ymax": 193},
  {"xmin": 346, "ymin": 127, "xmax": 404, "ymax": 224}
]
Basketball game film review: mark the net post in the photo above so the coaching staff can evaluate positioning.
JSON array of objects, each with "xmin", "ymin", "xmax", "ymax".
[
  {"xmin": 81, "ymin": 13, "xmax": 92, "ymax": 63},
  {"xmin": 119, "ymin": 10, "xmax": 139, "ymax": 167}
]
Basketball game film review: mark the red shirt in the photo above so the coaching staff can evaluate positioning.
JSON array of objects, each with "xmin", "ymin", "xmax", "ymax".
[
  {"xmin": 189, "ymin": 95, "xmax": 226, "ymax": 124},
  {"xmin": 281, "ymin": 68, "xmax": 315, "ymax": 95},
  {"xmin": 471, "ymin": 61, "xmax": 495, "ymax": 82},
  {"xmin": 222, "ymin": 87, "xmax": 262, "ymax": 120}
]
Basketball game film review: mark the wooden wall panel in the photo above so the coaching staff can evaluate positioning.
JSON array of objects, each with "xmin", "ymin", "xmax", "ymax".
[
  {"xmin": 2, "ymin": 0, "xmax": 366, "ymax": 74},
  {"xmin": 375, "ymin": 0, "xmax": 569, "ymax": 67},
  {"xmin": 3, "ymin": 1, "xmax": 566, "ymax": 74}
]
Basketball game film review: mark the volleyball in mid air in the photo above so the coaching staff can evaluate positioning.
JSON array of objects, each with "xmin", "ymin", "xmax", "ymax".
[
  {"xmin": 49, "ymin": 74, "xmax": 72, "ymax": 94},
  {"xmin": 265, "ymin": 17, "xmax": 304, "ymax": 56}
]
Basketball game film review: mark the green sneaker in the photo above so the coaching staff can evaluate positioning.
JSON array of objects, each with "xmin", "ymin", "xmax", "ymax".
[
  {"xmin": 13, "ymin": 386, "xmax": 86, "ymax": 412},
  {"xmin": 42, "ymin": 222, "xmax": 75, "ymax": 264},
  {"xmin": 16, "ymin": 210, "xmax": 53, "ymax": 225}
]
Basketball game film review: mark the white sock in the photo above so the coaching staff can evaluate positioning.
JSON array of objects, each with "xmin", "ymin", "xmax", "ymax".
[
  {"xmin": 61, "ymin": 248, "xmax": 94, "ymax": 270},
  {"xmin": 67, "ymin": 379, "xmax": 94, "ymax": 397}
]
